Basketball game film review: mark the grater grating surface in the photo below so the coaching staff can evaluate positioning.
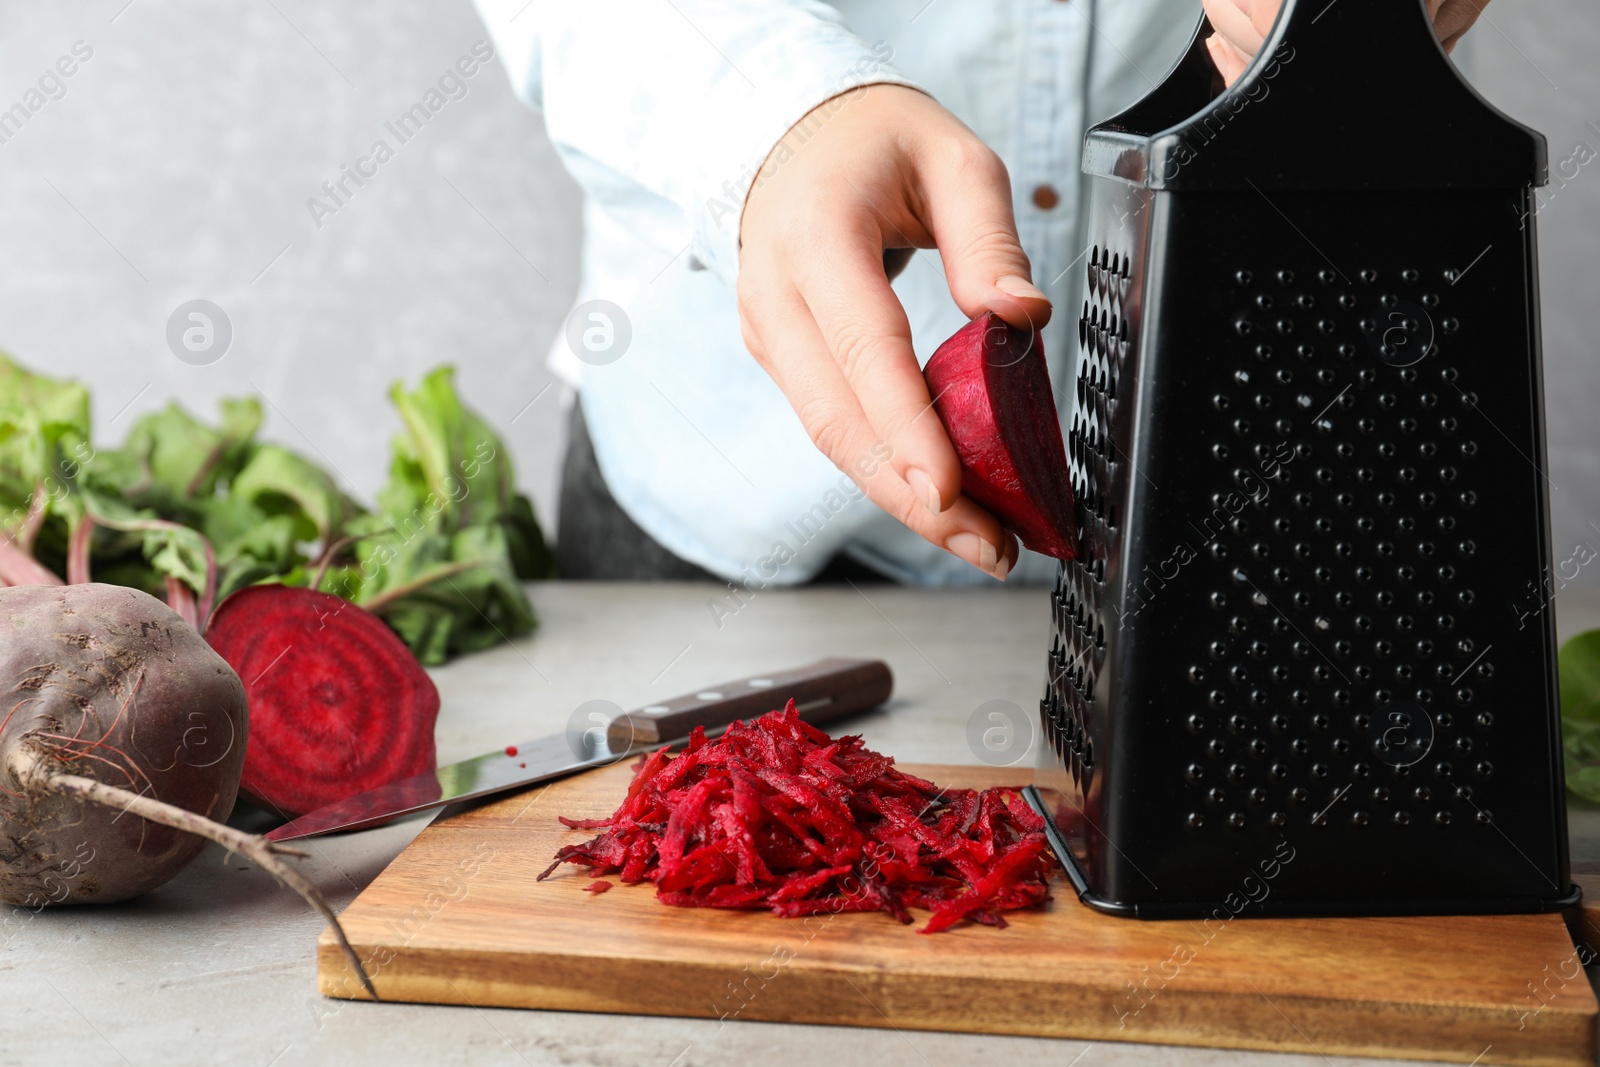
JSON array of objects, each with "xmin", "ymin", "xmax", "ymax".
[{"xmin": 1031, "ymin": 1, "xmax": 1573, "ymax": 918}]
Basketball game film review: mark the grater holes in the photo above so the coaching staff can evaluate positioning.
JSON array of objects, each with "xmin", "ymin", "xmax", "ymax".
[
  {"xmin": 1051, "ymin": 244, "xmax": 1137, "ymax": 805},
  {"xmin": 1184, "ymin": 262, "xmax": 1498, "ymax": 836}
]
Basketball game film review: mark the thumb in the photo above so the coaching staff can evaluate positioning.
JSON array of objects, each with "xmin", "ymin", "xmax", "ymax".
[
  {"xmin": 1249, "ymin": 0, "xmax": 1284, "ymax": 40},
  {"xmin": 919, "ymin": 142, "xmax": 1052, "ymax": 332}
]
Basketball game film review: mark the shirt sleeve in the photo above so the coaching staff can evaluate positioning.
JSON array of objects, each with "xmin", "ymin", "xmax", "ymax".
[{"xmin": 472, "ymin": 0, "xmax": 921, "ymax": 285}]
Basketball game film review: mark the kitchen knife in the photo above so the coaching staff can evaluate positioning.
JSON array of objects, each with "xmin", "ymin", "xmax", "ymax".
[{"xmin": 264, "ymin": 657, "xmax": 892, "ymax": 842}]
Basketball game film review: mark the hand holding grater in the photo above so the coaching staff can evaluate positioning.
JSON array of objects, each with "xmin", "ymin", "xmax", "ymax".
[{"xmin": 1028, "ymin": 0, "xmax": 1576, "ymax": 918}]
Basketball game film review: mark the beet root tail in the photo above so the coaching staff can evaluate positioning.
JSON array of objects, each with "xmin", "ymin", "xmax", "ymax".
[{"xmin": 8, "ymin": 745, "xmax": 379, "ymax": 1001}]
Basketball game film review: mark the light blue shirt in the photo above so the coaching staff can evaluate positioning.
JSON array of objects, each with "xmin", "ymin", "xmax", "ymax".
[{"xmin": 476, "ymin": 0, "xmax": 1196, "ymax": 586}]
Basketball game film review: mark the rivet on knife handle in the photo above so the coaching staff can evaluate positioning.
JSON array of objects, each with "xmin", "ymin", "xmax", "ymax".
[{"xmin": 606, "ymin": 657, "xmax": 893, "ymax": 747}]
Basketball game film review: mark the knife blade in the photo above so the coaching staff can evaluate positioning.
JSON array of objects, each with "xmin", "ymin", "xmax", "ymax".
[{"xmin": 263, "ymin": 657, "xmax": 892, "ymax": 842}]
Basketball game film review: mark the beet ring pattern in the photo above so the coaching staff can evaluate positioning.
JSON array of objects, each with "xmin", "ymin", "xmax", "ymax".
[{"xmin": 205, "ymin": 585, "xmax": 439, "ymax": 818}]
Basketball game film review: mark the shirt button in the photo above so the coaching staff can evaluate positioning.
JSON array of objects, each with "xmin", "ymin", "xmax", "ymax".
[{"xmin": 1032, "ymin": 184, "xmax": 1061, "ymax": 210}]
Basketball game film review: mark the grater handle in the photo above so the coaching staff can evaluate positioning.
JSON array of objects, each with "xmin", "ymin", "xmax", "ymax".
[
  {"xmin": 1232, "ymin": 0, "xmax": 1443, "ymax": 76},
  {"xmin": 1086, "ymin": 0, "xmax": 1545, "ymax": 191},
  {"xmin": 1124, "ymin": 0, "xmax": 1441, "ymax": 112}
]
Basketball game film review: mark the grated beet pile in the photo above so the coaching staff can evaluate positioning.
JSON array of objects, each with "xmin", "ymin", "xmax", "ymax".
[{"xmin": 539, "ymin": 702, "xmax": 1055, "ymax": 933}]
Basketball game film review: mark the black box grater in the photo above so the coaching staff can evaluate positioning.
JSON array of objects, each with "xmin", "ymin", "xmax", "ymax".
[{"xmin": 1027, "ymin": 0, "xmax": 1578, "ymax": 918}]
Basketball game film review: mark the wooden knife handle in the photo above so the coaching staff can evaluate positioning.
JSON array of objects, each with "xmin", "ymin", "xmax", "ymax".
[{"xmin": 606, "ymin": 657, "xmax": 893, "ymax": 747}]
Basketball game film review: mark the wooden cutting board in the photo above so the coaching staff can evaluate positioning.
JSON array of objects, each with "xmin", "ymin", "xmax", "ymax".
[
  {"xmin": 1566, "ymin": 862, "xmax": 1600, "ymax": 962},
  {"xmin": 320, "ymin": 763, "xmax": 1597, "ymax": 1066}
]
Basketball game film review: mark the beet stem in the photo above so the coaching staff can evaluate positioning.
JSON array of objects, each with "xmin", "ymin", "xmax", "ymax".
[
  {"xmin": 65, "ymin": 518, "xmax": 94, "ymax": 585},
  {"xmin": 15, "ymin": 480, "xmax": 48, "ymax": 556},
  {"xmin": 0, "ymin": 538, "xmax": 63, "ymax": 587},
  {"xmin": 309, "ymin": 534, "xmax": 357, "ymax": 591},
  {"xmin": 164, "ymin": 578, "xmax": 200, "ymax": 629},
  {"xmin": 9, "ymin": 745, "xmax": 378, "ymax": 1000},
  {"xmin": 359, "ymin": 559, "xmax": 484, "ymax": 614},
  {"xmin": 80, "ymin": 512, "xmax": 218, "ymax": 628}
]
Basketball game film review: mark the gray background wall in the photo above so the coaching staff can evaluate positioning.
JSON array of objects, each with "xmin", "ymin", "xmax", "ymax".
[
  {"xmin": 0, "ymin": 0, "xmax": 582, "ymax": 531},
  {"xmin": 1, "ymin": 0, "xmax": 1595, "ymax": 579}
]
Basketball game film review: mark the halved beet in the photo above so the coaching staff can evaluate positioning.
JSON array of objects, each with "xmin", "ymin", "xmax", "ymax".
[
  {"xmin": 924, "ymin": 313, "xmax": 1077, "ymax": 559},
  {"xmin": 204, "ymin": 585, "xmax": 439, "ymax": 818}
]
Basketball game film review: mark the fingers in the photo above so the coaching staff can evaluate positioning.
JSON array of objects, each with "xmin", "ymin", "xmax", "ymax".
[
  {"xmin": 740, "ymin": 283, "xmax": 1018, "ymax": 579},
  {"xmin": 1203, "ymin": 0, "xmax": 1270, "ymax": 58},
  {"xmin": 1202, "ymin": 0, "xmax": 1283, "ymax": 86},
  {"xmin": 732, "ymin": 86, "xmax": 1040, "ymax": 579},
  {"xmin": 915, "ymin": 139, "xmax": 1052, "ymax": 334},
  {"xmin": 939, "ymin": 502, "xmax": 1021, "ymax": 578},
  {"xmin": 1205, "ymin": 0, "xmax": 1483, "ymax": 73},
  {"xmin": 791, "ymin": 229, "xmax": 963, "ymax": 513},
  {"xmin": 882, "ymin": 247, "xmax": 915, "ymax": 282},
  {"xmin": 1205, "ymin": 33, "xmax": 1252, "ymax": 86},
  {"xmin": 1433, "ymin": 0, "xmax": 1490, "ymax": 51},
  {"xmin": 1245, "ymin": 0, "xmax": 1283, "ymax": 39}
]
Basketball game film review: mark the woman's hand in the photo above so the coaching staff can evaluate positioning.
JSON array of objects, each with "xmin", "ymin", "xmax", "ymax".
[
  {"xmin": 1203, "ymin": 0, "xmax": 1490, "ymax": 85},
  {"xmin": 738, "ymin": 85, "xmax": 1050, "ymax": 580}
]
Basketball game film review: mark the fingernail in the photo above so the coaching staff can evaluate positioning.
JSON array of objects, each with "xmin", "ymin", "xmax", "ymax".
[
  {"xmin": 946, "ymin": 532, "xmax": 1000, "ymax": 575},
  {"xmin": 997, "ymin": 275, "xmax": 1049, "ymax": 303},
  {"xmin": 991, "ymin": 533, "xmax": 1020, "ymax": 581},
  {"xmin": 906, "ymin": 468, "xmax": 942, "ymax": 515},
  {"xmin": 992, "ymin": 550, "xmax": 1017, "ymax": 585}
]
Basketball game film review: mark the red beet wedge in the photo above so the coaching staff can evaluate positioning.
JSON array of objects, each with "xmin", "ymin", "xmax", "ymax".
[
  {"xmin": 204, "ymin": 585, "xmax": 439, "ymax": 818},
  {"xmin": 924, "ymin": 312, "xmax": 1077, "ymax": 559}
]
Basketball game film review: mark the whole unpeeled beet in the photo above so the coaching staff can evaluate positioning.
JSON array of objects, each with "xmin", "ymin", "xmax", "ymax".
[
  {"xmin": 924, "ymin": 313, "xmax": 1077, "ymax": 559},
  {"xmin": 0, "ymin": 584, "xmax": 248, "ymax": 904}
]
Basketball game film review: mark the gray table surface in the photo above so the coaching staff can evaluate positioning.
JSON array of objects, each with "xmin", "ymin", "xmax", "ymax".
[{"xmin": 5, "ymin": 580, "xmax": 1599, "ymax": 1067}]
